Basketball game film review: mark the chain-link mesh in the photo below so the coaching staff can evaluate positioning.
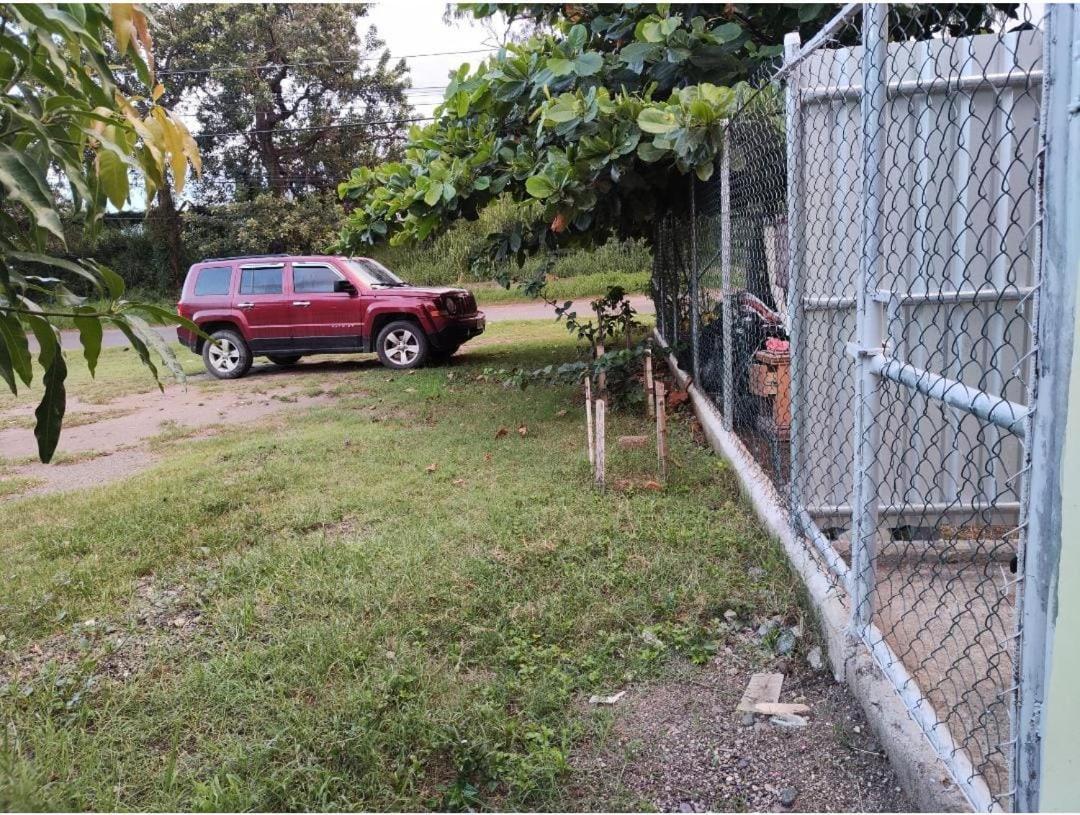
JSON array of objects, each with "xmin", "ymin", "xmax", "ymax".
[{"xmin": 652, "ymin": 5, "xmax": 1044, "ymax": 810}]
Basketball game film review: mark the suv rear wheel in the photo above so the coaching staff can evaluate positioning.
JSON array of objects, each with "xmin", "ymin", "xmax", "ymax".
[
  {"xmin": 376, "ymin": 320, "xmax": 429, "ymax": 369},
  {"xmin": 203, "ymin": 328, "xmax": 252, "ymax": 379},
  {"xmin": 267, "ymin": 354, "xmax": 302, "ymax": 366}
]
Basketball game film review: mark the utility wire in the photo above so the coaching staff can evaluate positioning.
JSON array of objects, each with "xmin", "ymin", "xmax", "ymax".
[
  {"xmin": 194, "ymin": 115, "xmax": 434, "ymax": 138},
  {"xmin": 156, "ymin": 48, "xmax": 498, "ymax": 77}
]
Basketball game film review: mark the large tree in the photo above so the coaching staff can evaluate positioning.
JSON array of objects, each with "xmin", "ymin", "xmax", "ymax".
[
  {"xmin": 152, "ymin": 3, "xmax": 413, "ymax": 200},
  {"xmin": 337, "ymin": 3, "xmax": 1016, "ymax": 267}
]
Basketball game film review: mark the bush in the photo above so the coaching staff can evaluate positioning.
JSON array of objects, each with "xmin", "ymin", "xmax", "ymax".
[{"xmin": 65, "ymin": 192, "xmax": 652, "ymax": 301}]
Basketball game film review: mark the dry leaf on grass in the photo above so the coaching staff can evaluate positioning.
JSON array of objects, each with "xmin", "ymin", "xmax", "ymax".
[
  {"xmin": 555, "ymin": 409, "xmax": 568, "ymax": 417},
  {"xmin": 426, "ymin": 463, "xmax": 438, "ymax": 473},
  {"xmin": 495, "ymin": 427, "xmax": 508, "ymax": 439},
  {"xmin": 483, "ymin": 453, "xmax": 493, "ymax": 462},
  {"xmin": 517, "ymin": 424, "xmax": 528, "ymax": 437},
  {"xmin": 643, "ymin": 480, "xmax": 663, "ymax": 491},
  {"xmin": 452, "ymin": 478, "xmax": 465, "ymax": 486},
  {"xmin": 667, "ymin": 389, "xmax": 689, "ymax": 408}
]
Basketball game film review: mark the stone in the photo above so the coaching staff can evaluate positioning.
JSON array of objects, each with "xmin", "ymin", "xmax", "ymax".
[
  {"xmin": 807, "ymin": 645, "xmax": 825, "ymax": 671},
  {"xmin": 779, "ymin": 786, "xmax": 798, "ymax": 807}
]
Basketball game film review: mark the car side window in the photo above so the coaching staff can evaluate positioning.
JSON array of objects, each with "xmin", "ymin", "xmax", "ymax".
[
  {"xmin": 239, "ymin": 266, "xmax": 283, "ymax": 295},
  {"xmin": 193, "ymin": 266, "xmax": 232, "ymax": 296},
  {"xmin": 293, "ymin": 264, "xmax": 341, "ymax": 294}
]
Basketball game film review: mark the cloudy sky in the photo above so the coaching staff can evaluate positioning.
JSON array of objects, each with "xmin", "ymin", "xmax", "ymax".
[{"xmin": 365, "ymin": 2, "xmax": 518, "ymax": 119}]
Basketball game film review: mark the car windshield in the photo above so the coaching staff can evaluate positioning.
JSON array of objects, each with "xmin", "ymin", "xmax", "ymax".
[{"xmin": 344, "ymin": 258, "xmax": 407, "ymax": 287}]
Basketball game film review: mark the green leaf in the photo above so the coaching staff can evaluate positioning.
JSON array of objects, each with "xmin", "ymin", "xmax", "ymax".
[
  {"xmin": 0, "ymin": 144, "xmax": 64, "ymax": 240},
  {"xmin": 547, "ymin": 57, "xmax": 573, "ymax": 77},
  {"xmin": 712, "ymin": 21, "xmax": 743, "ymax": 43},
  {"xmin": 0, "ymin": 332, "xmax": 17, "ymax": 394},
  {"xmin": 97, "ymin": 147, "xmax": 130, "ymax": 209},
  {"xmin": 0, "ymin": 313, "xmax": 32, "ymax": 387},
  {"xmin": 695, "ymin": 161, "xmax": 715, "ymax": 181},
  {"xmin": 525, "ymin": 175, "xmax": 556, "ymax": 199},
  {"xmin": 637, "ymin": 107, "xmax": 679, "ymax": 135},
  {"xmin": 423, "ymin": 181, "xmax": 444, "ymax": 207},
  {"xmin": 799, "ymin": 4, "xmax": 826, "ymax": 23},
  {"xmin": 108, "ymin": 316, "xmax": 161, "ymax": 389},
  {"xmin": 73, "ymin": 311, "xmax": 103, "ymax": 377},
  {"xmin": 34, "ymin": 352, "xmax": 67, "ymax": 463},
  {"xmin": 573, "ymin": 52, "xmax": 603, "ymax": 76}
]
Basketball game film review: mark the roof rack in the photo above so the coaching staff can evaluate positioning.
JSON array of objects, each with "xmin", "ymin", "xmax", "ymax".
[{"xmin": 200, "ymin": 253, "xmax": 294, "ymax": 262}]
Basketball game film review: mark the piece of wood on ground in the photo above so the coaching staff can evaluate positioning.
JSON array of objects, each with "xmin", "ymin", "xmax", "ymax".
[
  {"xmin": 751, "ymin": 701, "xmax": 810, "ymax": 716},
  {"xmin": 589, "ymin": 689, "xmax": 626, "ymax": 705},
  {"xmin": 736, "ymin": 672, "xmax": 784, "ymax": 712},
  {"xmin": 617, "ymin": 435, "xmax": 649, "ymax": 449}
]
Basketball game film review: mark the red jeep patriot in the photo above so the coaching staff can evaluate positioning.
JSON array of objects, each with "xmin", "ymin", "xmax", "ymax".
[{"xmin": 176, "ymin": 255, "xmax": 485, "ymax": 379}]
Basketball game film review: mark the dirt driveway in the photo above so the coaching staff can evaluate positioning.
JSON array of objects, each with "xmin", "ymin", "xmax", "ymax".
[{"xmin": 0, "ymin": 360, "xmax": 343, "ymax": 497}]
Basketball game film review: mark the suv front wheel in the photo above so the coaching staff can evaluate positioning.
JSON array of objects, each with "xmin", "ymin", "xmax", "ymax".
[
  {"xmin": 203, "ymin": 328, "xmax": 252, "ymax": 379},
  {"xmin": 376, "ymin": 320, "xmax": 429, "ymax": 369}
]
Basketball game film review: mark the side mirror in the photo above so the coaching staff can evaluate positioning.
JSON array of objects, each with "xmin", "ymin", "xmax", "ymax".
[{"xmin": 335, "ymin": 279, "xmax": 358, "ymax": 296}]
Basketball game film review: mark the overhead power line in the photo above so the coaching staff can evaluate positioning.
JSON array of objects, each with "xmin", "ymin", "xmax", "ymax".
[
  {"xmin": 194, "ymin": 115, "xmax": 435, "ymax": 138},
  {"xmin": 157, "ymin": 48, "xmax": 498, "ymax": 77}
]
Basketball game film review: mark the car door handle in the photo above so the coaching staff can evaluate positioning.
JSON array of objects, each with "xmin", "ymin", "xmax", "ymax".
[
  {"xmin": 237, "ymin": 301, "xmax": 255, "ymax": 309},
  {"xmin": 292, "ymin": 300, "xmax": 311, "ymax": 307}
]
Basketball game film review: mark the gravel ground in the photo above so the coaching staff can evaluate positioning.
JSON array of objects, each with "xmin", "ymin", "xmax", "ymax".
[{"xmin": 565, "ymin": 637, "xmax": 912, "ymax": 813}]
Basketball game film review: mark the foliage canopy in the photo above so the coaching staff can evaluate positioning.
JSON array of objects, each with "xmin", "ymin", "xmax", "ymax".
[{"xmin": 0, "ymin": 3, "xmax": 200, "ymax": 460}]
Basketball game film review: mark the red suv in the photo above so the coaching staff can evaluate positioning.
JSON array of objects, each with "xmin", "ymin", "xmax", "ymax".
[{"xmin": 176, "ymin": 255, "xmax": 485, "ymax": 378}]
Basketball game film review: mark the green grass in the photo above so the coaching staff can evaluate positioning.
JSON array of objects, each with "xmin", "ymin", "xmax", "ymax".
[
  {"xmin": 471, "ymin": 270, "xmax": 650, "ymax": 305},
  {"xmin": 0, "ymin": 322, "xmax": 798, "ymax": 811}
]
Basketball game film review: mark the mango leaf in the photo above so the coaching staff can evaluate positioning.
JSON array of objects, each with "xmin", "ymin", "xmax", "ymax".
[
  {"xmin": 73, "ymin": 310, "xmax": 103, "ymax": 377},
  {"xmin": 34, "ymin": 352, "xmax": 67, "ymax": 463},
  {"xmin": 0, "ymin": 312, "xmax": 32, "ymax": 387},
  {"xmin": 0, "ymin": 330, "xmax": 16, "ymax": 394},
  {"xmin": 0, "ymin": 144, "xmax": 64, "ymax": 240},
  {"xmin": 97, "ymin": 139, "xmax": 130, "ymax": 208}
]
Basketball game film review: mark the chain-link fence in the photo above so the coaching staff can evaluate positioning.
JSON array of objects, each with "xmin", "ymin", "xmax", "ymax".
[{"xmin": 653, "ymin": 4, "xmax": 1048, "ymax": 810}]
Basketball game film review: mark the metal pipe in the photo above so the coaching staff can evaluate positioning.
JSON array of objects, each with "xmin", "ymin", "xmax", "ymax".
[
  {"xmin": 863, "ymin": 622, "xmax": 999, "ymax": 812},
  {"xmin": 1014, "ymin": 6, "xmax": 1080, "ymax": 809},
  {"xmin": 869, "ymin": 354, "xmax": 1030, "ymax": 438},
  {"xmin": 770, "ymin": 4, "xmax": 860, "ymax": 85},
  {"xmin": 785, "ymin": 30, "xmax": 806, "ymax": 520},
  {"xmin": 794, "ymin": 506, "xmax": 851, "ymax": 584},
  {"xmin": 690, "ymin": 177, "xmax": 700, "ymax": 383},
  {"xmin": 720, "ymin": 127, "xmax": 734, "ymax": 430},
  {"xmin": 801, "ymin": 69, "xmax": 1044, "ymax": 103},
  {"xmin": 849, "ymin": 3, "xmax": 889, "ymax": 637},
  {"xmin": 803, "ymin": 286, "xmax": 1037, "ymax": 311},
  {"xmin": 805, "ymin": 501, "xmax": 1022, "ymax": 518}
]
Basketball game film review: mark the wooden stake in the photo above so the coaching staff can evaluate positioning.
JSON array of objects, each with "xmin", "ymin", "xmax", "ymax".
[
  {"xmin": 595, "ymin": 340, "xmax": 606, "ymax": 395},
  {"xmin": 655, "ymin": 381, "xmax": 668, "ymax": 482},
  {"xmin": 644, "ymin": 347, "xmax": 655, "ymax": 418},
  {"xmin": 585, "ymin": 377, "xmax": 595, "ymax": 465},
  {"xmin": 594, "ymin": 397, "xmax": 606, "ymax": 490}
]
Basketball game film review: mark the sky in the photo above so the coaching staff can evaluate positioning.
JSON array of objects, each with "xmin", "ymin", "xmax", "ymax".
[{"xmin": 363, "ymin": 2, "xmax": 517, "ymax": 119}]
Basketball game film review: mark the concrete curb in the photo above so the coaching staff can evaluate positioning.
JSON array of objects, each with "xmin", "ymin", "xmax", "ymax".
[{"xmin": 654, "ymin": 328, "xmax": 970, "ymax": 813}]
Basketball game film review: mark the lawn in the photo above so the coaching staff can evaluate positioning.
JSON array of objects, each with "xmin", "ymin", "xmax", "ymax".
[{"xmin": 0, "ymin": 320, "xmax": 801, "ymax": 811}]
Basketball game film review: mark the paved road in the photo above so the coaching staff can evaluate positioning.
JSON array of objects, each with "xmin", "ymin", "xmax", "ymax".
[{"xmin": 38, "ymin": 294, "xmax": 655, "ymax": 351}]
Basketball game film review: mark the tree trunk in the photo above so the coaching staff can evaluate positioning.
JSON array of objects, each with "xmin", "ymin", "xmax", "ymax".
[{"xmin": 155, "ymin": 177, "xmax": 185, "ymax": 293}]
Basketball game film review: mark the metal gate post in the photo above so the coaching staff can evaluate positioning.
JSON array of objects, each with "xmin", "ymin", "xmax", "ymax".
[
  {"xmin": 720, "ymin": 128, "xmax": 734, "ymax": 429},
  {"xmin": 690, "ymin": 177, "xmax": 700, "ymax": 383},
  {"xmin": 848, "ymin": 3, "xmax": 888, "ymax": 635},
  {"xmin": 784, "ymin": 31, "xmax": 804, "ymax": 516},
  {"xmin": 1014, "ymin": 5, "xmax": 1080, "ymax": 810}
]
